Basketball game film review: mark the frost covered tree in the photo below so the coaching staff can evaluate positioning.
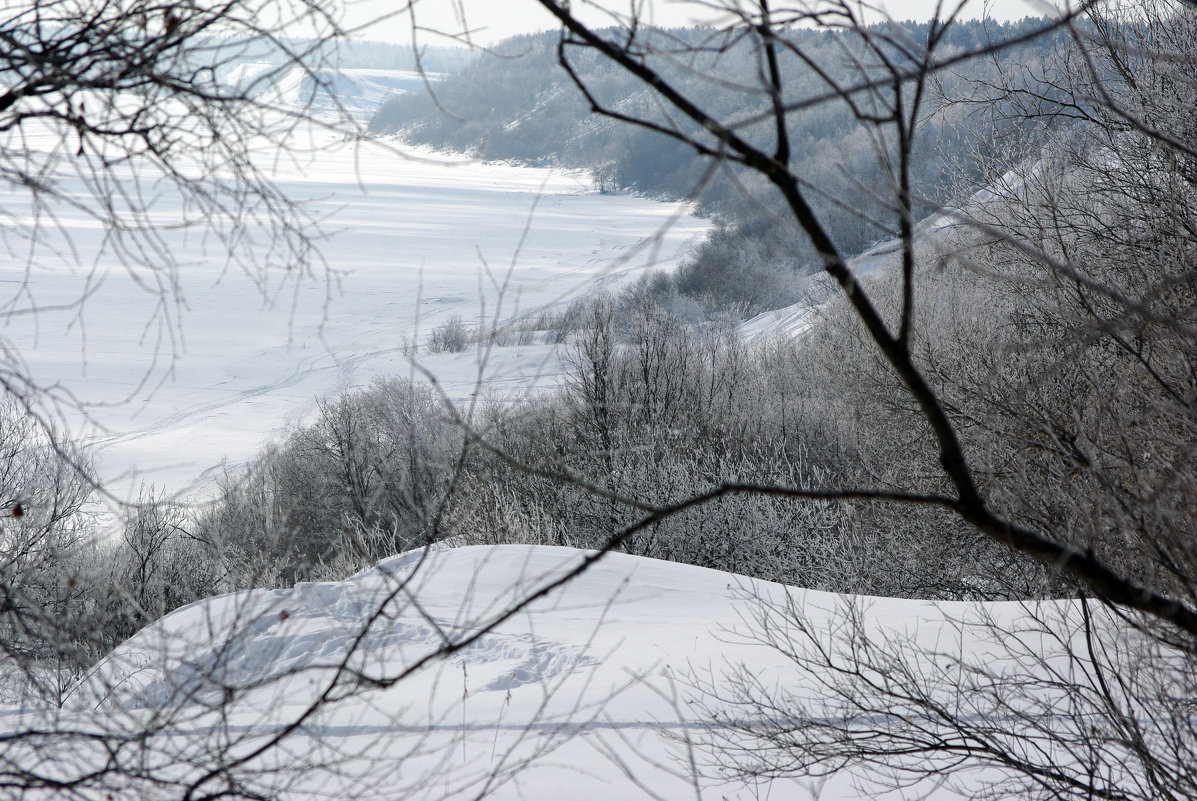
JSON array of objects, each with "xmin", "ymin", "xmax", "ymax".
[{"xmin": 0, "ymin": 398, "xmax": 94, "ymax": 701}]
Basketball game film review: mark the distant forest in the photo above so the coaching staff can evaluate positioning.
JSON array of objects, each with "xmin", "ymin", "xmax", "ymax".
[{"xmin": 371, "ymin": 20, "xmax": 1064, "ymax": 316}]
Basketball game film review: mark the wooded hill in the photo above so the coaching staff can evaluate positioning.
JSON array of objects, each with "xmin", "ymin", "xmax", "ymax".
[{"xmin": 372, "ymin": 20, "xmax": 1063, "ymax": 315}]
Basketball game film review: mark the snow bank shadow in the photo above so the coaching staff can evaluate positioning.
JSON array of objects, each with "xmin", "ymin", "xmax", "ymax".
[{"xmin": 455, "ymin": 632, "xmax": 598, "ymax": 693}]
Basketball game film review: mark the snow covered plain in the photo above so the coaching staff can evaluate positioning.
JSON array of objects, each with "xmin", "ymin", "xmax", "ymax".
[
  {"xmin": 7, "ymin": 543, "xmax": 1079, "ymax": 801},
  {"xmin": 0, "ymin": 107, "xmax": 705, "ymax": 498}
]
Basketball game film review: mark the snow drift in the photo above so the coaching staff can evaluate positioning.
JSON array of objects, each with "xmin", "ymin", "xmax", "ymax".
[{"xmin": 17, "ymin": 544, "xmax": 1085, "ymax": 801}]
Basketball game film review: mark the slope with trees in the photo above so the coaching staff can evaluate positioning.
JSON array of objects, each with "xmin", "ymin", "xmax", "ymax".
[{"xmin": 371, "ymin": 19, "xmax": 1062, "ymax": 316}]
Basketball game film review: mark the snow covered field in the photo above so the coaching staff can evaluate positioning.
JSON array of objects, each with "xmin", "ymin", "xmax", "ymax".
[
  {"xmin": 12, "ymin": 543, "xmax": 1074, "ymax": 801},
  {"xmin": 0, "ymin": 110, "xmax": 705, "ymax": 498}
]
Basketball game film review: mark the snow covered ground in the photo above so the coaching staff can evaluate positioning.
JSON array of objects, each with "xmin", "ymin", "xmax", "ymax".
[
  {"xmin": 0, "ymin": 97, "xmax": 705, "ymax": 499},
  {"xmin": 11, "ymin": 543, "xmax": 1073, "ymax": 801}
]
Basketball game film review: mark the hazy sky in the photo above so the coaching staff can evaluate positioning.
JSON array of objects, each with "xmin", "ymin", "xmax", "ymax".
[{"xmin": 347, "ymin": 0, "xmax": 1063, "ymax": 44}]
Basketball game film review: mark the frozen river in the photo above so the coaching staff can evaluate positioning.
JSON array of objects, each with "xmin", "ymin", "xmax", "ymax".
[{"xmin": 0, "ymin": 126, "xmax": 706, "ymax": 498}]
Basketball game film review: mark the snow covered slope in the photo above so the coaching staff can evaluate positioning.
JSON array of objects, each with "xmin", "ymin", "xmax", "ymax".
[
  {"xmin": 737, "ymin": 194, "xmax": 976, "ymax": 343},
  {"xmin": 35, "ymin": 544, "xmax": 1079, "ymax": 801}
]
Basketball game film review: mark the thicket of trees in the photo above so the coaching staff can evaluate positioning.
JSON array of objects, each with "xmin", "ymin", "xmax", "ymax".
[
  {"xmin": 192, "ymin": 303, "xmax": 1042, "ymax": 598},
  {"xmin": 194, "ymin": 379, "xmax": 461, "ymax": 581}
]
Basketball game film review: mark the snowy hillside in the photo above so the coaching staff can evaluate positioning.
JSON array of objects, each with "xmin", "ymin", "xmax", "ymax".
[
  {"xmin": 26, "ymin": 544, "xmax": 1077, "ymax": 801},
  {"xmin": 301, "ymin": 68, "xmax": 439, "ymax": 119},
  {"xmin": 736, "ymin": 172, "xmax": 1011, "ymax": 344}
]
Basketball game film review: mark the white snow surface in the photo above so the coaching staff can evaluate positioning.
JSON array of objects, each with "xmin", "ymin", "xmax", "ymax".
[
  {"xmin": 34, "ymin": 544, "xmax": 1076, "ymax": 800},
  {"xmin": 0, "ymin": 118, "xmax": 705, "ymax": 498}
]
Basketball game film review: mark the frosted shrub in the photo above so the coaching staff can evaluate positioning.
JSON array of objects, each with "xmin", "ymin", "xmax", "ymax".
[{"xmin": 427, "ymin": 315, "xmax": 471, "ymax": 353}]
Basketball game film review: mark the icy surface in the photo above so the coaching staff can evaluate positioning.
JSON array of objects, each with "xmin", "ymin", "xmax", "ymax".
[{"xmin": 0, "ymin": 114, "xmax": 705, "ymax": 498}]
